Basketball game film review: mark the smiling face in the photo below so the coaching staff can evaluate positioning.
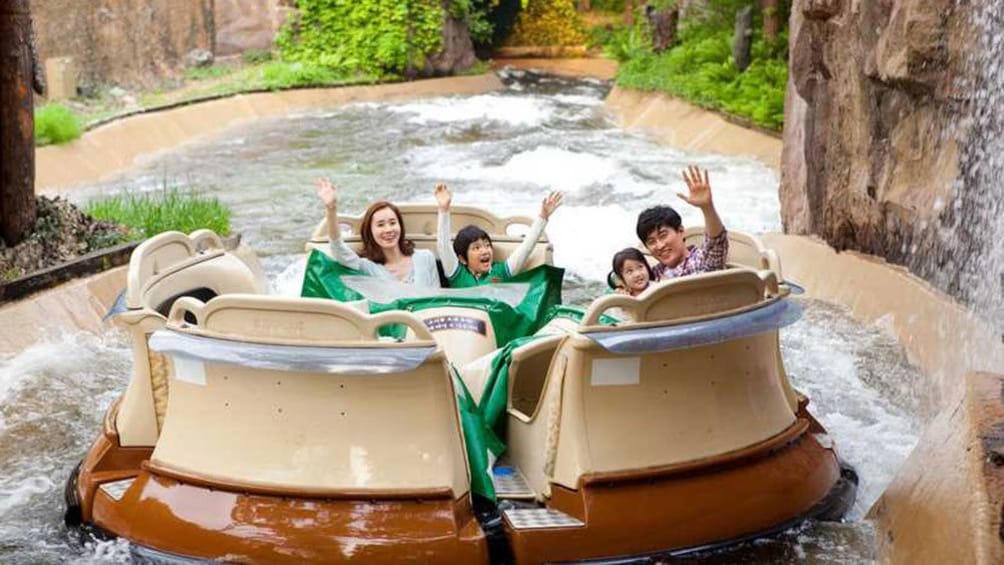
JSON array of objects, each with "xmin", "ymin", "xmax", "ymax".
[
  {"xmin": 619, "ymin": 258, "xmax": 651, "ymax": 295},
  {"xmin": 369, "ymin": 206, "xmax": 401, "ymax": 251},
  {"xmin": 644, "ymin": 225, "xmax": 687, "ymax": 268},
  {"xmin": 462, "ymin": 237, "xmax": 494, "ymax": 275}
]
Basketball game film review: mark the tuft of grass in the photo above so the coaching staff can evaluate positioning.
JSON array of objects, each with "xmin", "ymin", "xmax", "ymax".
[
  {"xmin": 184, "ymin": 65, "xmax": 234, "ymax": 81},
  {"xmin": 35, "ymin": 103, "xmax": 82, "ymax": 146},
  {"xmin": 243, "ymin": 49, "xmax": 274, "ymax": 65},
  {"xmin": 258, "ymin": 61, "xmax": 356, "ymax": 90},
  {"xmin": 85, "ymin": 187, "xmax": 232, "ymax": 239}
]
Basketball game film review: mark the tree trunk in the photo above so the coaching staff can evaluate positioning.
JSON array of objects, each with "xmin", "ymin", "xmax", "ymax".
[
  {"xmin": 623, "ymin": 0, "xmax": 634, "ymax": 26},
  {"xmin": 0, "ymin": 0, "xmax": 37, "ymax": 246},
  {"xmin": 762, "ymin": 0, "xmax": 780, "ymax": 43},
  {"xmin": 577, "ymin": 0, "xmax": 591, "ymax": 11}
]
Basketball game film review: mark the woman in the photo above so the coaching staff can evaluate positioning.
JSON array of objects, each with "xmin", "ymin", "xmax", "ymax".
[{"xmin": 315, "ymin": 177, "xmax": 439, "ymax": 287}]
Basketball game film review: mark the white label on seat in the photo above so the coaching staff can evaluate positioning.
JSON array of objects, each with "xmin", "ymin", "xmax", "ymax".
[
  {"xmin": 590, "ymin": 357, "xmax": 640, "ymax": 386},
  {"xmin": 172, "ymin": 355, "xmax": 206, "ymax": 385}
]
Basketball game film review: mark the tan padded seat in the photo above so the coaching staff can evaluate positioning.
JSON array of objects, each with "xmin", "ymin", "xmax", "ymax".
[
  {"xmin": 149, "ymin": 295, "xmax": 470, "ymax": 497},
  {"xmin": 113, "ymin": 230, "xmax": 265, "ymax": 448},
  {"xmin": 504, "ymin": 267, "xmax": 798, "ymax": 495}
]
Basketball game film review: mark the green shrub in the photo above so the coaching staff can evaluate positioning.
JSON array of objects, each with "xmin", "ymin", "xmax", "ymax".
[
  {"xmin": 615, "ymin": 22, "xmax": 788, "ymax": 130},
  {"xmin": 85, "ymin": 187, "xmax": 231, "ymax": 239},
  {"xmin": 276, "ymin": 0, "xmax": 446, "ymax": 76},
  {"xmin": 34, "ymin": 103, "xmax": 82, "ymax": 146}
]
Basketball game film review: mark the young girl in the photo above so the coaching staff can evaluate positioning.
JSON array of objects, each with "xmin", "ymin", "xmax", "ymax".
[{"xmin": 608, "ymin": 247, "xmax": 655, "ymax": 297}]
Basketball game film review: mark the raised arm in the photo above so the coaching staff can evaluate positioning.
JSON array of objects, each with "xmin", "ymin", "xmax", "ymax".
[
  {"xmin": 435, "ymin": 183, "xmax": 459, "ymax": 277},
  {"xmin": 506, "ymin": 191, "xmax": 563, "ymax": 276},
  {"xmin": 678, "ymin": 166, "xmax": 724, "ymax": 238},
  {"xmin": 316, "ymin": 177, "xmax": 363, "ymax": 271}
]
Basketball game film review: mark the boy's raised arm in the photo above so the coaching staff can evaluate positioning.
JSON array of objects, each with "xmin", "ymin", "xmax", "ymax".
[
  {"xmin": 435, "ymin": 184, "xmax": 459, "ymax": 277},
  {"xmin": 507, "ymin": 191, "xmax": 563, "ymax": 276}
]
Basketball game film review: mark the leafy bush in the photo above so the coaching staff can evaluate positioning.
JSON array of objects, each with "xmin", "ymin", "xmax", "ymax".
[
  {"xmin": 276, "ymin": 0, "xmax": 446, "ymax": 76},
  {"xmin": 86, "ymin": 187, "xmax": 232, "ymax": 239},
  {"xmin": 614, "ymin": 15, "xmax": 789, "ymax": 130},
  {"xmin": 506, "ymin": 0, "xmax": 586, "ymax": 45},
  {"xmin": 35, "ymin": 103, "xmax": 82, "ymax": 146}
]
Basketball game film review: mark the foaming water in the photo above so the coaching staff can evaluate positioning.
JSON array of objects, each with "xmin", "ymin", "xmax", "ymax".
[
  {"xmin": 0, "ymin": 332, "xmax": 131, "ymax": 563},
  {"xmin": 1, "ymin": 70, "xmax": 923, "ymax": 562}
]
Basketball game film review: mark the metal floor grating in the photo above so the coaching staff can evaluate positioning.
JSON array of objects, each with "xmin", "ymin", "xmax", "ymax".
[
  {"xmin": 503, "ymin": 508, "xmax": 585, "ymax": 530},
  {"xmin": 492, "ymin": 460, "xmax": 536, "ymax": 499}
]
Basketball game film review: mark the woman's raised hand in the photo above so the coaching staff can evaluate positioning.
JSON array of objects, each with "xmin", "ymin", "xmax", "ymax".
[
  {"xmin": 677, "ymin": 166, "xmax": 713, "ymax": 210},
  {"xmin": 315, "ymin": 177, "xmax": 338, "ymax": 209},
  {"xmin": 540, "ymin": 191, "xmax": 564, "ymax": 220},
  {"xmin": 435, "ymin": 183, "xmax": 452, "ymax": 212}
]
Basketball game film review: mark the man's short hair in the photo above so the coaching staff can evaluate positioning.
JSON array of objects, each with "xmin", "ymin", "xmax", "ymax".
[
  {"xmin": 636, "ymin": 205, "xmax": 683, "ymax": 242},
  {"xmin": 453, "ymin": 225, "xmax": 492, "ymax": 258}
]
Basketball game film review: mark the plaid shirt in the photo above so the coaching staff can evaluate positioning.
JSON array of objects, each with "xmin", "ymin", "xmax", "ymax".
[{"xmin": 653, "ymin": 230, "xmax": 729, "ymax": 279}]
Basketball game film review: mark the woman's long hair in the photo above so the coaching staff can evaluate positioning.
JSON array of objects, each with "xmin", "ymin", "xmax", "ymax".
[{"xmin": 359, "ymin": 201, "xmax": 415, "ymax": 264}]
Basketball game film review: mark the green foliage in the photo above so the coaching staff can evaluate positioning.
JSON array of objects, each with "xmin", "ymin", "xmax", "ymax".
[
  {"xmin": 588, "ymin": 0, "xmax": 625, "ymax": 11},
  {"xmin": 506, "ymin": 0, "xmax": 586, "ymax": 45},
  {"xmin": 86, "ymin": 186, "xmax": 232, "ymax": 239},
  {"xmin": 616, "ymin": 27, "xmax": 788, "ymax": 129},
  {"xmin": 243, "ymin": 49, "xmax": 274, "ymax": 64},
  {"xmin": 276, "ymin": 0, "xmax": 446, "ymax": 76},
  {"xmin": 257, "ymin": 61, "xmax": 352, "ymax": 90},
  {"xmin": 34, "ymin": 103, "xmax": 82, "ymax": 146}
]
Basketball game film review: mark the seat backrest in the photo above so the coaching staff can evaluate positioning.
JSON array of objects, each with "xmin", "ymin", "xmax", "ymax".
[
  {"xmin": 683, "ymin": 227, "xmax": 783, "ymax": 280},
  {"xmin": 148, "ymin": 296, "xmax": 470, "ymax": 497},
  {"xmin": 113, "ymin": 230, "xmax": 265, "ymax": 448},
  {"xmin": 547, "ymin": 269, "xmax": 796, "ymax": 490}
]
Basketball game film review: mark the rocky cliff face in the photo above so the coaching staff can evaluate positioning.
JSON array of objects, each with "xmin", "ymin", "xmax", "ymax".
[
  {"xmin": 214, "ymin": 0, "xmax": 291, "ymax": 57},
  {"xmin": 31, "ymin": 0, "xmax": 214, "ymax": 88},
  {"xmin": 781, "ymin": 0, "xmax": 988, "ymax": 300}
]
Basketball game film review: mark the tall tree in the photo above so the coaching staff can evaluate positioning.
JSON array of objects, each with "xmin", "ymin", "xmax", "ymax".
[
  {"xmin": 762, "ymin": 0, "xmax": 780, "ymax": 43},
  {"xmin": 0, "ymin": 0, "xmax": 37, "ymax": 246}
]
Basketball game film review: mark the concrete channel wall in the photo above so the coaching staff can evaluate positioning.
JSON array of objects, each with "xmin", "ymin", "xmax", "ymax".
[{"xmin": 15, "ymin": 68, "xmax": 1004, "ymax": 562}]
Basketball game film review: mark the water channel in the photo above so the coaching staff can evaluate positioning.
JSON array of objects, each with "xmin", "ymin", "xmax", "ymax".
[{"xmin": 0, "ymin": 71, "xmax": 923, "ymax": 563}]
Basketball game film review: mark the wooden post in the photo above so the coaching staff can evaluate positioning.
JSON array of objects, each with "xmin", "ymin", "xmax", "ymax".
[{"xmin": 0, "ymin": 0, "xmax": 37, "ymax": 246}]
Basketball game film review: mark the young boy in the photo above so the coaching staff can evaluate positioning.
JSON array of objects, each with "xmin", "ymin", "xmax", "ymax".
[
  {"xmin": 435, "ymin": 184, "xmax": 563, "ymax": 287},
  {"xmin": 636, "ymin": 166, "xmax": 728, "ymax": 278}
]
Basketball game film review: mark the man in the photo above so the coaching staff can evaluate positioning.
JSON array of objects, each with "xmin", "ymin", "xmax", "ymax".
[{"xmin": 636, "ymin": 166, "xmax": 728, "ymax": 279}]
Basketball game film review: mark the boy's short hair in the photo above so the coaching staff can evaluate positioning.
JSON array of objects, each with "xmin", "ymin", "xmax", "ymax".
[
  {"xmin": 453, "ymin": 225, "xmax": 492, "ymax": 258},
  {"xmin": 636, "ymin": 205, "xmax": 683, "ymax": 242}
]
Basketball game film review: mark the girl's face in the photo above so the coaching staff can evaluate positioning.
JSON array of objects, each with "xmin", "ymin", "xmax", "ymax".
[
  {"xmin": 463, "ymin": 238, "xmax": 494, "ymax": 275},
  {"xmin": 619, "ymin": 259, "xmax": 651, "ymax": 295},
  {"xmin": 369, "ymin": 207, "xmax": 401, "ymax": 251}
]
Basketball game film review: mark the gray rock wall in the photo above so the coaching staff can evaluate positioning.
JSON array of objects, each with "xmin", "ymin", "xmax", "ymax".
[
  {"xmin": 781, "ymin": 0, "xmax": 982, "ymax": 299},
  {"xmin": 31, "ymin": 0, "xmax": 214, "ymax": 88}
]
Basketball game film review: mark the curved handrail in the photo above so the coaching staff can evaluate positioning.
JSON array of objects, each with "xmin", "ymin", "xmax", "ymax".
[
  {"xmin": 148, "ymin": 329, "xmax": 438, "ymax": 375},
  {"xmin": 580, "ymin": 297, "xmax": 803, "ymax": 354},
  {"xmin": 581, "ymin": 268, "xmax": 779, "ymax": 327},
  {"xmin": 188, "ymin": 229, "xmax": 225, "ymax": 252}
]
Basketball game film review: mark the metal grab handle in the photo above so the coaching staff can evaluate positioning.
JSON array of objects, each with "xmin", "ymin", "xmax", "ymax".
[
  {"xmin": 581, "ymin": 294, "xmax": 639, "ymax": 326},
  {"xmin": 369, "ymin": 311, "xmax": 436, "ymax": 341},
  {"xmin": 167, "ymin": 297, "xmax": 206, "ymax": 327}
]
